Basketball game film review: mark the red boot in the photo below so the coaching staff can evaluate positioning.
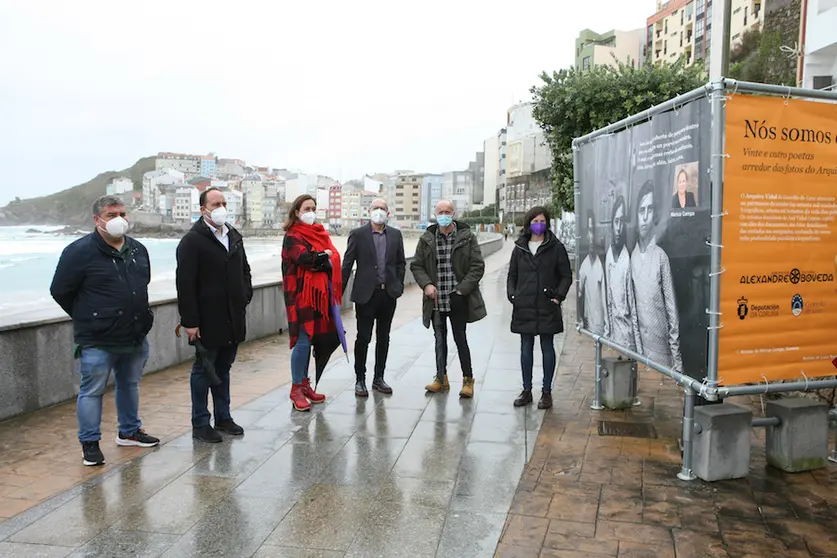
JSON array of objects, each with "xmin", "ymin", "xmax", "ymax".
[
  {"xmin": 290, "ymin": 384, "xmax": 310, "ymax": 412},
  {"xmin": 301, "ymin": 378, "xmax": 326, "ymax": 404}
]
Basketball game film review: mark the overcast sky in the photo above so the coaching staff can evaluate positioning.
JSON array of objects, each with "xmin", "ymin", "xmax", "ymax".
[{"xmin": 0, "ymin": 0, "xmax": 649, "ymax": 205}]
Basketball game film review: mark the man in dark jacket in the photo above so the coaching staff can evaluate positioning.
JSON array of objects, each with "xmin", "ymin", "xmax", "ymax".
[
  {"xmin": 176, "ymin": 188, "xmax": 253, "ymax": 443},
  {"xmin": 341, "ymin": 198, "xmax": 406, "ymax": 397},
  {"xmin": 50, "ymin": 195, "xmax": 160, "ymax": 467},
  {"xmin": 410, "ymin": 200, "xmax": 486, "ymax": 398}
]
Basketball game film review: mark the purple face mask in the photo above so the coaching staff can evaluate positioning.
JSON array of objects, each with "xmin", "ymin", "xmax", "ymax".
[{"xmin": 530, "ymin": 222, "xmax": 548, "ymax": 236}]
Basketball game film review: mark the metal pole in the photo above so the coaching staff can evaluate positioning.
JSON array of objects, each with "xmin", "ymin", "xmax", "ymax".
[
  {"xmin": 720, "ymin": 378, "xmax": 837, "ymax": 397},
  {"xmin": 592, "ymin": 340, "xmax": 604, "ymax": 410},
  {"xmin": 751, "ymin": 417, "xmax": 781, "ymax": 427},
  {"xmin": 631, "ymin": 360, "xmax": 641, "ymax": 407},
  {"xmin": 578, "ymin": 327, "xmax": 717, "ymax": 400},
  {"xmin": 677, "ymin": 387, "xmax": 698, "ymax": 481},
  {"xmin": 705, "ymin": 78, "xmax": 726, "ymax": 390},
  {"xmin": 708, "ymin": 0, "xmax": 732, "ymax": 81},
  {"xmin": 723, "ymin": 78, "xmax": 837, "ymax": 102}
]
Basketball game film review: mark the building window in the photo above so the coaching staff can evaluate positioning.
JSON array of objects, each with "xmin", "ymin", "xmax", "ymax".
[
  {"xmin": 744, "ymin": 6, "xmax": 748, "ymax": 25},
  {"xmin": 681, "ymin": 10, "xmax": 684, "ymax": 24},
  {"xmin": 664, "ymin": 40, "xmax": 667, "ymax": 55},
  {"xmin": 664, "ymin": 20, "xmax": 668, "ymax": 33},
  {"xmin": 582, "ymin": 56, "xmax": 591, "ymax": 70}
]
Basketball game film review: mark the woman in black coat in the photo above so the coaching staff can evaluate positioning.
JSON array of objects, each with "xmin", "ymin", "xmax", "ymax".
[{"xmin": 506, "ymin": 206, "xmax": 573, "ymax": 409}]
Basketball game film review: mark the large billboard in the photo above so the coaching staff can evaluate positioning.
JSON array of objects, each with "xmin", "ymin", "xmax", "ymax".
[
  {"xmin": 719, "ymin": 95, "xmax": 837, "ymax": 384},
  {"xmin": 576, "ymin": 98, "xmax": 712, "ymax": 382}
]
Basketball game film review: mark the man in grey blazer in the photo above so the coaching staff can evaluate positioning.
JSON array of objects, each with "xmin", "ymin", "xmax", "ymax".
[{"xmin": 341, "ymin": 198, "xmax": 407, "ymax": 397}]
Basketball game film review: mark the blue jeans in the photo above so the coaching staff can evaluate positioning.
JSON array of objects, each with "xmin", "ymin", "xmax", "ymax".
[
  {"xmin": 77, "ymin": 339, "xmax": 149, "ymax": 442},
  {"xmin": 191, "ymin": 344, "xmax": 238, "ymax": 428},
  {"xmin": 291, "ymin": 329, "xmax": 312, "ymax": 384},
  {"xmin": 520, "ymin": 334, "xmax": 556, "ymax": 393}
]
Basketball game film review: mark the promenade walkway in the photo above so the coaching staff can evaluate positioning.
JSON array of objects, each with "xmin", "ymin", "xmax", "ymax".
[{"xmin": 2, "ymin": 240, "xmax": 837, "ymax": 557}]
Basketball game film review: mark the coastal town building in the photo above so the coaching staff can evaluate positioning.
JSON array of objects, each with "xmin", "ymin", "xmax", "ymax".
[
  {"xmin": 156, "ymin": 152, "xmax": 201, "ymax": 175},
  {"xmin": 646, "ymin": 0, "xmax": 762, "ymax": 67},
  {"xmin": 575, "ymin": 28, "xmax": 647, "ymax": 69},
  {"xmin": 802, "ymin": 0, "xmax": 837, "ymax": 90},
  {"xmin": 394, "ymin": 174, "xmax": 423, "ymax": 228},
  {"xmin": 420, "ymin": 174, "xmax": 444, "ymax": 225}
]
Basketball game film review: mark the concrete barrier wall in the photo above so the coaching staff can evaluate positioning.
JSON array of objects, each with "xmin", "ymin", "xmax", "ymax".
[{"xmin": 0, "ymin": 235, "xmax": 503, "ymax": 421}]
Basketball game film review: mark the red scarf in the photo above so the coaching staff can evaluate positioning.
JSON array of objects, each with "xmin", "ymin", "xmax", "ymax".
[{"xmin": 289, "ymin": 222, "xmax": 342, "ymax": 318}]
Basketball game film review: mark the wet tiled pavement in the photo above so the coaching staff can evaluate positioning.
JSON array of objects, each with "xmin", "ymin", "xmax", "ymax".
[
  {"xmin": 499, "ymin": 304, "xmax": 837, "ymax": 558},
  {"xmin": 4, "ymin": 239, "xmax": 837, "ymax": 557},
  {"xmin": 0, "ymin": 242, "xmax": 555, "ymax": 557}
]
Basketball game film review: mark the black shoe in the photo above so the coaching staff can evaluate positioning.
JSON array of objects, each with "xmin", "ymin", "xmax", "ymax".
[
  {"xmin": 372, "ymin": 377, "xmax": 393, "ymax": 394},
  {"xmin": 215, "ymin": 419, "xmax": 244, "ymax": 436},
  {"xmin": 81, "ymin": 441, "xmax": 105, "ymax": 466},
  {"xmin": 116, "ymin": 429, "xmax": 160, "ymax": 448},
  {"xmin": 538, "ymin": 392, "xmax": 553, "ymax": 409},
  {"xmin": 192, "ymin": 425, "xmax": 223, "ymax": 443},
  {"xmin": 355, "ymin": 379, "xmax": 369, "ymax": 397},
  {"xmin": 514, "ymin": 390, "xmax": 533, "ymax": 407}
]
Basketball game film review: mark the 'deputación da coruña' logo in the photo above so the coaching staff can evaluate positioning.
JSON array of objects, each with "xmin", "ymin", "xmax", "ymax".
[
  {"xmin": 792, "ymin": 294, "xmax": 804, "ymax": 317},
  {"xmin": 737, "ymin": 296, "xmax": 749, "ymax": 320}
]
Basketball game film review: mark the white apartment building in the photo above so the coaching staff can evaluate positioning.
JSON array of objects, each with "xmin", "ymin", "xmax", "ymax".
[
  {"xmin": 142, "ymin": 169, "xmax": 185, "ymax": 212},
  {"xmin": 217, "ymin": 158, "xmax": 246, "ymax": 177},
  {"xmin": 156, "ymin": 152, "xmax": 201, "ymax": 175},
  {"xmin": 241, "ymin": 174, "xmax": 265, "ymax": 228},
  {"xmin": 483, "ymin": 135, "xmax": 500, "ymax": 209},
  {"xmin": 106, "ymin": 177, "xmax": 134, "ymax": 196},
  {"xmin": 225, "ymin": 189, "xmax": 243, "ymax": 226},
  {"xmin": 803, "ymin": 0, "xmax": 837, "ymax": 90},
  {"xmin": 315, "ymin": 188, "xmax": 330, "ymax": 224},
  {"xmin": 173, "ymin": 186, "xmax": 193, "ymax": 223},
  {"xmin": 442, "ymin": 171, "xmax": 473, "ymax": 215}
]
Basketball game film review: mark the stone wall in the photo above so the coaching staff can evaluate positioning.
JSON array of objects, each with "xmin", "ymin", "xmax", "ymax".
[{"xmin": 0, "ymin": 235, "xmax": 503, "ymax": 421}]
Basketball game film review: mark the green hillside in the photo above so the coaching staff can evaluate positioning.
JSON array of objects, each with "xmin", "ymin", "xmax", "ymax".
[{"xmin": 0, "ymin": 156, "xmax": 155, "ymax": 226}]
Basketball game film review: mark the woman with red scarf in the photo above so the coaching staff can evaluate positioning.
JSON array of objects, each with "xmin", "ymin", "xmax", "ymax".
[{"xmin": 281, "ymin": 194, "xmax": 342, "ymax": 411}]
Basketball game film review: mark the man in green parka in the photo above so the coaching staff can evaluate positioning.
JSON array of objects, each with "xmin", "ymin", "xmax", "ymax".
[{"xmin": 410, "ymin": 199, "xmax": 487, "ymax": 398}]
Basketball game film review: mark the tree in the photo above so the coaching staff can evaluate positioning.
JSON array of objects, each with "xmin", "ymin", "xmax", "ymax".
[{"xmin": 531, "ymin": 60, "xmax": 706, "ymax": 212}]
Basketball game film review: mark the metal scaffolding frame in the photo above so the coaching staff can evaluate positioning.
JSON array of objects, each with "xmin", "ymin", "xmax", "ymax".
[{"xmin": 572, "ymin": 78, "xmax": 837, "ymax": 481}]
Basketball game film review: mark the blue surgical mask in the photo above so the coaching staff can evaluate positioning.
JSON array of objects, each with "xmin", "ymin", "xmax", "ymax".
[{"xmin": 436, "ymin": 215, "xmax": 453, "ymax": 227}]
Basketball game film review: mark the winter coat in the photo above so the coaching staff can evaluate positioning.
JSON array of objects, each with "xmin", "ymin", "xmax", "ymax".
[
  {"xmin": 175, "ymin": 219, "xmax": 253, "ymax": 349},
  {"xmin": 507, "ymin": 230, "xmax": 573, "ymax": 335},
  {"xmin": 281, "ymin": 229, "xmax": 337, "ymax": 348},
  {"xmin": 410, "ymin": 221, "xmax": 487, "ymax": 328},
  {"xmin": 50, "ymin": 232, "xmax": 154, "ymax": 347}
]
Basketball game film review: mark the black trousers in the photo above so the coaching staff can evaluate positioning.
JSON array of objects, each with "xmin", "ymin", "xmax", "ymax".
[
  {"xmin": 354, "ymin": 289, "xmax": 398, "ymax": 379},
  {"xmin": 432, "ymin": 293, "xmax": 473, "ymax": 381}
]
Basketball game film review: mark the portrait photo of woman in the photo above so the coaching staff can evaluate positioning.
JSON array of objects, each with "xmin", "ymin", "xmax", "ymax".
[{"xmin": 671, "ymin": 166, "xmax": 698, "ymax": 209}]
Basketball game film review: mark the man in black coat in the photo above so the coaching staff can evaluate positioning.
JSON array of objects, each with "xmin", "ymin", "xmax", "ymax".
[
  {"xmin": 176, "ymin": 188, "xmax": 253, "ymax": 443},
  {"xmin": 50, "ymin": 195, "xmax": 160, "ymax": 467},
  {"xmin": 341, "ymin": 198, "xmax": 406, "ymax": 397}
]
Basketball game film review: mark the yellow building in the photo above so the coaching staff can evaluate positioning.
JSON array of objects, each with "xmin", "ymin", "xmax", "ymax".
[
  {"xmin": 394, "ymin": 174, "xmax": 423, "ymax": 229},
  {"xmin": 647, "ymin": 0, "xmax": 762, "ymax": 66}
]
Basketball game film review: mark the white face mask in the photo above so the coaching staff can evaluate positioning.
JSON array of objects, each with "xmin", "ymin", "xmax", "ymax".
[
  {"xmin": 100, "ymin": 216, "xmax": 129, "ymax": 238},
  {"xmin": 300, "ymin": 211, "xmax": 316, "ymax": 225},
  {"xmin": 370, "ymin": 208, "xmax": 387, "ymax": 225},
  {"xmin": 207, "ymin": 206, "xmax": 227, "ymax": 226}
]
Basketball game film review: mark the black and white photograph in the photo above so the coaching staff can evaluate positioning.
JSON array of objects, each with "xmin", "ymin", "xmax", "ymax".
[{"xmin": 576, "ymin": 98, "xmax": 712, "ymax": 382}]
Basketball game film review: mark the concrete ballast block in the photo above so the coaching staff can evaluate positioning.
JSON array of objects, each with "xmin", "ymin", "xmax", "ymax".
[
  {"xmin": 765, "ymin": 398, "xmax": 829, "ymax": 473},
  {"xmin": 693, "ymin": 403, "xmax": 752, "ymax": 482},
  {"xmin": 600, "ymin": 356, "xmax": 636, "ymax": 410}
]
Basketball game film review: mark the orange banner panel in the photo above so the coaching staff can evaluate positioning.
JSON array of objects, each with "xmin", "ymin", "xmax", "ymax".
[{"xmin": 719, "ymin": 95, "xmax": 837, "ymax": 385}]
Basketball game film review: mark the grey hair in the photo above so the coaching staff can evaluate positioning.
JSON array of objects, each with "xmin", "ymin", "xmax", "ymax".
[
  {"xmin": 92, "ymin": 195, "xmax": 125, "ymax": 216},
  {"xmin": 434, "ymin": 199, "xmax": 455, "ymax": 213}
]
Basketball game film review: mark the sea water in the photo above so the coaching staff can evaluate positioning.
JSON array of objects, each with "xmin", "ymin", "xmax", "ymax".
[{"xmin": 0, "ymin": 225, "xmax": 284, "ymax": 327}]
